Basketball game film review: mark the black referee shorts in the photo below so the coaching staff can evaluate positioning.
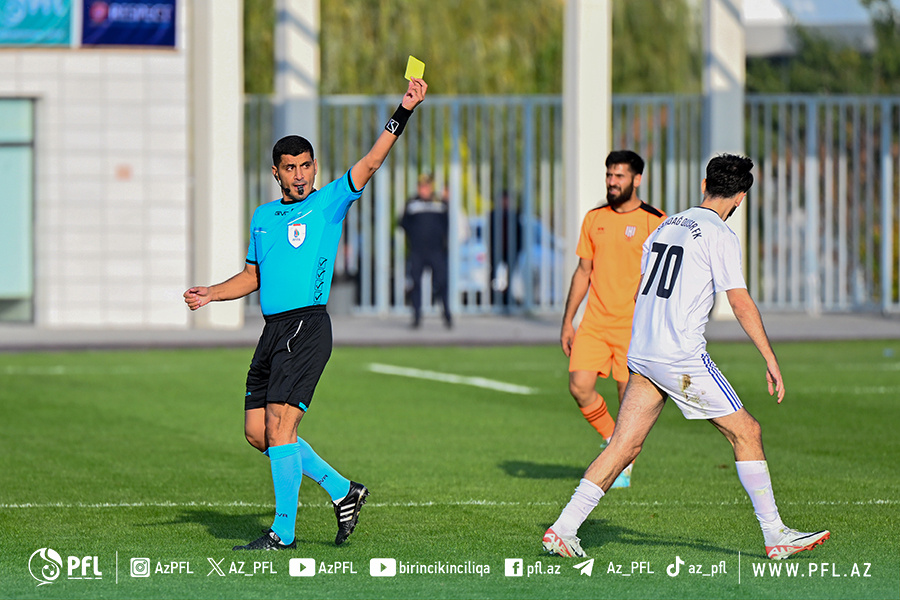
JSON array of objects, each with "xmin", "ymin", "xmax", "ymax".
[{"xmin": 244, "ymin": 305, "xmax": 333, "ymax": 412}]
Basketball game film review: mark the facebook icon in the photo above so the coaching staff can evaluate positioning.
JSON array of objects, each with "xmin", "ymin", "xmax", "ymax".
[{"xmin": 504, "ymin": 559, "xmax": 523, "ymax": 577}]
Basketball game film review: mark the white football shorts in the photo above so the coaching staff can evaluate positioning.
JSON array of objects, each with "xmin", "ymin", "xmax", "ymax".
[{"xmin": 627, "ymin": 352, "xmax": 743, "ymax": 420}]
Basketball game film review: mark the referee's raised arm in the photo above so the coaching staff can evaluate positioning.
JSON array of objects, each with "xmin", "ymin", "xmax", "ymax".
[{"xmin": 349, "ymin": 77, "xmax": 427, "ymax": 191}]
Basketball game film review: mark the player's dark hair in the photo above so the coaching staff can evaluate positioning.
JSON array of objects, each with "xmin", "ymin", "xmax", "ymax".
[
  {"xmin": 272, "ymin": 135, "xmax": 314, "ymax": 166},
  {"xmin": 705, "ymin": 154, "xmax": 754, "ymax": 198},
  {"xmin": 605, "ymin": 150, "xmax": 644, "ymax": 175}
]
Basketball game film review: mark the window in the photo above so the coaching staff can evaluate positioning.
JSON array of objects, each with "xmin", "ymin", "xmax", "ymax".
[{"xmin": 0, "ymin": 99, "xmax": 35, "ymax": 322}]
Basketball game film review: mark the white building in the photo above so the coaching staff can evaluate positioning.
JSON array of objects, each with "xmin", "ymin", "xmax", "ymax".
[
  {"xmin": 742, "ymin": 0, "xmax": 894, "ymax": 56},
  {"xmin": 0, "ymin": 0, "xmax": 243, "ymax": 330}
]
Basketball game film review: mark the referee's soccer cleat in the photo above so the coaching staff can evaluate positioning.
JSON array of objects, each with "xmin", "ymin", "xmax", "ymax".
[
  {"xmin": 232, "ymin": 529, "xmax": 296, "ymax": 551},
  {"xmin": 610, "ymin": 463, "xmax": 632, "ymax": 489},
  {"xmin": 765, "ymin": 527, "xmax": 830, "ymax": 560},
  {"xmin": 334, "ymin": 481, "xmax": 369, "ymax": 545},
  {"xmin": 542, "ymin": 527, "xmax": 587, "ymax": 558}
]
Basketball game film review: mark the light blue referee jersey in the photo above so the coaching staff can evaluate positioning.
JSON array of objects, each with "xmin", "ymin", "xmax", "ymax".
[{"xmin": 246, "ymin": 170, "xmax": 362, "ymax": 316}]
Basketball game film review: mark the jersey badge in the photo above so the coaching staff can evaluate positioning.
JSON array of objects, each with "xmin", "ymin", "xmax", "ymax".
[
  {"xmin": 625, "ymin": 225, "xmax": 637, "ymax": 238},
  {"xmin": 288, "ymin": 223, "xmax": 306, "ymax": 248}
]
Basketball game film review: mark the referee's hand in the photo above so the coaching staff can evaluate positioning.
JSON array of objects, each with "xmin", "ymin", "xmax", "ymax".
[
  {"xmin": 184, "ymin": 286, "xmax": 211, "ymax": 311},
  {"xmin": 401, "ymin": 77, "xmax": 427, "ymax": 111}
]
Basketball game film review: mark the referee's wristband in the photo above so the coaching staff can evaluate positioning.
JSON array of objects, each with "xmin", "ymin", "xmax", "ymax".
[{"xmin": 385, "ymin": 104, "xmax": 413, "ymax": 136}]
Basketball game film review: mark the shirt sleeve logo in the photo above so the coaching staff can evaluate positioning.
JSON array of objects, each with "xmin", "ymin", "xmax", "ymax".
[{"xmin": 288, "ymin": 223, "xmax": 306, "ymax": 248}]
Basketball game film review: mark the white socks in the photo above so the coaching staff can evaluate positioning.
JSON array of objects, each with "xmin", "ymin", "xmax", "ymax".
[
  {"xmin": 736, "ymin": 460, "xmax": 784, "ymax": 537},
  {"xmin": 551, "ymin": 463, "xmax": 785, "ymax": 542},
  {"xmin": 551, "ymin": 478, "xmax": 605, "ymax": 538}
]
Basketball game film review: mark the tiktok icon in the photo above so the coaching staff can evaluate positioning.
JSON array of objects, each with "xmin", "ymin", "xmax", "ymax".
[{"xmin": 667, "ymin": 556, "xmax": 685, "ymax": 577}]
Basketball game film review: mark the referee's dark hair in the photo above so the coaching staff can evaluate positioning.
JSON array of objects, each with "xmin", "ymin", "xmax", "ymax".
[
  {"xmin": 605, "ymin": 150, "xmax": 644, "ymax": 175},
  {"xmin": 705, "ymin": 154, "xmax": 754, "ymax": 199},
  {"xmin": 273, "ymin": 135, "xmax": 315, "ymax": 166}
]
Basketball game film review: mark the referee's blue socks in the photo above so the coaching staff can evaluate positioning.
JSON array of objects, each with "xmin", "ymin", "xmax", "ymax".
[
  {"xmin": 295, "ymin": 437, "xmax": 351, "ymax": 502},
  {"xmin": 268, "ymin": 442, "xmax": 302, "ymax": 545}
]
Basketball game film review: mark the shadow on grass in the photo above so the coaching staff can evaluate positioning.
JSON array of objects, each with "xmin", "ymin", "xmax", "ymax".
[
  {"xmin": 500, "ymin": 460, "xmax": 584, "ymax": 480},
  {"xmin": 557, "ymin": 517, "xmax": 742, "ymax": 558},
  {"xmin": 156, "ymin": 507, "xmax": 351, "ymax": 549},
  {"xmin": 154, "ymin": 508, "xmax": 268, "ymax": 541}
]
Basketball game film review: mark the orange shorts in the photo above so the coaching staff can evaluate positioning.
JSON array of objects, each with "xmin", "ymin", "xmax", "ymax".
[{"xmin": 568, "ymin": 325, "xmax": 631, "ymax": 382}]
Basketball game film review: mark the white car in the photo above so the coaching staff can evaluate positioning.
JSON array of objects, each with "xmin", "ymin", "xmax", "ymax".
[{"xmin": 457, "ymin": 215, "xmax": 563, "ymax": 306}]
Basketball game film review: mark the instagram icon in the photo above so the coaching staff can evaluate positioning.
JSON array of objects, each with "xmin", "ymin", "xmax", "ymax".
[{"xmin": 130, "ymin": 558, "xmax": 151, "ymax": 578}]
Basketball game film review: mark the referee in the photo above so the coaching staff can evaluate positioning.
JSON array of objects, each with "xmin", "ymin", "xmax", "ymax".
[{"xmin": 184, "ymin": 77, "xmax": 428, "ymax": 550}]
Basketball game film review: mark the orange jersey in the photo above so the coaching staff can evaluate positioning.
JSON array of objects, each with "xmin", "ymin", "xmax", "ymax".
[{"xmin": 576, "ymin": 202, "xmax": 666, "ymax": 330}]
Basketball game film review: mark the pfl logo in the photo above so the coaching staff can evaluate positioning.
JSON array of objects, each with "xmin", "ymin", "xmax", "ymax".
[
  {"xmin": 28, "ymin": 548, "xmax": 103, "ymax": 587},
  {"xmin": 29, "ymin": 549, "xmax": 63, "ymax": 586}
]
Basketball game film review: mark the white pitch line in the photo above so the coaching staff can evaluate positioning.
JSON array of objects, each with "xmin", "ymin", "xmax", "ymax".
[
  {"xmin": 0, "ymin": 499, "xmax": 893, "ymax": 510},
  {"xmin": 0, "ymin": 365, "xmax": 191, "ymax": 376},
  {"xmin": 0, "ymin": 500, "xmax": 556, "ymax": 510},
  {"xmin": 368, "ymin": 363, "xmax": 537, "ymax": 395},
  {"xmin": 812, "ymin": 386, "xmax": 900, "ymax": 395}
]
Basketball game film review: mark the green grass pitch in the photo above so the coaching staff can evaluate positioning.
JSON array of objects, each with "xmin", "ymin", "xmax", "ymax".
[{"xmin": 1, "ymin": 340, "xmax": 898, "ymax": 599}]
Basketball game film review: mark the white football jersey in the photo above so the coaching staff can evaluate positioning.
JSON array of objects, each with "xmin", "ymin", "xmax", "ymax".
[{"xmin": 628, "ymin": 206, "xmax": 746, "ymax": 363}]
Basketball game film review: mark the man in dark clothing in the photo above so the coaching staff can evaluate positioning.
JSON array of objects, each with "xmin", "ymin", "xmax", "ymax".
[
  {"xmin": 490, "ymin": 189, "xmax": 523, "ymax": 309},
  {"xmin": 400, "ymin": 173, "xmax": 452, "ymax": 328}
]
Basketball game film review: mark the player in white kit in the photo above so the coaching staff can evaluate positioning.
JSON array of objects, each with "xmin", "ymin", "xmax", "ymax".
[{"xmin": 542, "ymin": 154, "xmax": 829, "ymax": 560}]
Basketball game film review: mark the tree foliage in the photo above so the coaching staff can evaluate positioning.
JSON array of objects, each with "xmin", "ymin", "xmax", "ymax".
[
  {"xmin": 244, "ymin": 1, "xmax": 900, "ymax": 97},
  {"xmin": 319, "ymin": 0, "xmax": 565, "ymax": 95},
  {"xmin": 243, "ymin": 0, "xmax": 700, "ymax": 95},
  {"xmin": 610, "ymin": 0, "xmax": 701, "ymax": 93},
  {"xmin": 863, "ymin": 0, "xmax": 900, "ymax": 93},
  {"xmin": 244, "ymin": 0, "xmax": 275, "ymax": 94}
]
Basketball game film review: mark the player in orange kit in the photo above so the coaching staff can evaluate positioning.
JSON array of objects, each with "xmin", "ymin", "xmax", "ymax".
[{"xmin": 560, "ymin": 150, "xmax": 665, "ymax": 488}]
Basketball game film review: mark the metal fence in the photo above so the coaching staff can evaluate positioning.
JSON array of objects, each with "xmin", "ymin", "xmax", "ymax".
[
  {"xmin": 746, "ymin": 95, "xmax": 900, "ymax": 313},
  {"xmin": 315, "ymin": 95, "xmax": 569, "ymax": 315},
  {"xmin": 245, "ymin": 93, "xmax": 900, "ymax": 315},
  {"xmin": 611, "ymin": 95, "xmax": 703, "ymax": 217}
]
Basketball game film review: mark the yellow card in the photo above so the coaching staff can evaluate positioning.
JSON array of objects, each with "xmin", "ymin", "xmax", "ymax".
[{"xmin": 405, "ymin": 55, "xmax": 425, "ymax": 80}]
